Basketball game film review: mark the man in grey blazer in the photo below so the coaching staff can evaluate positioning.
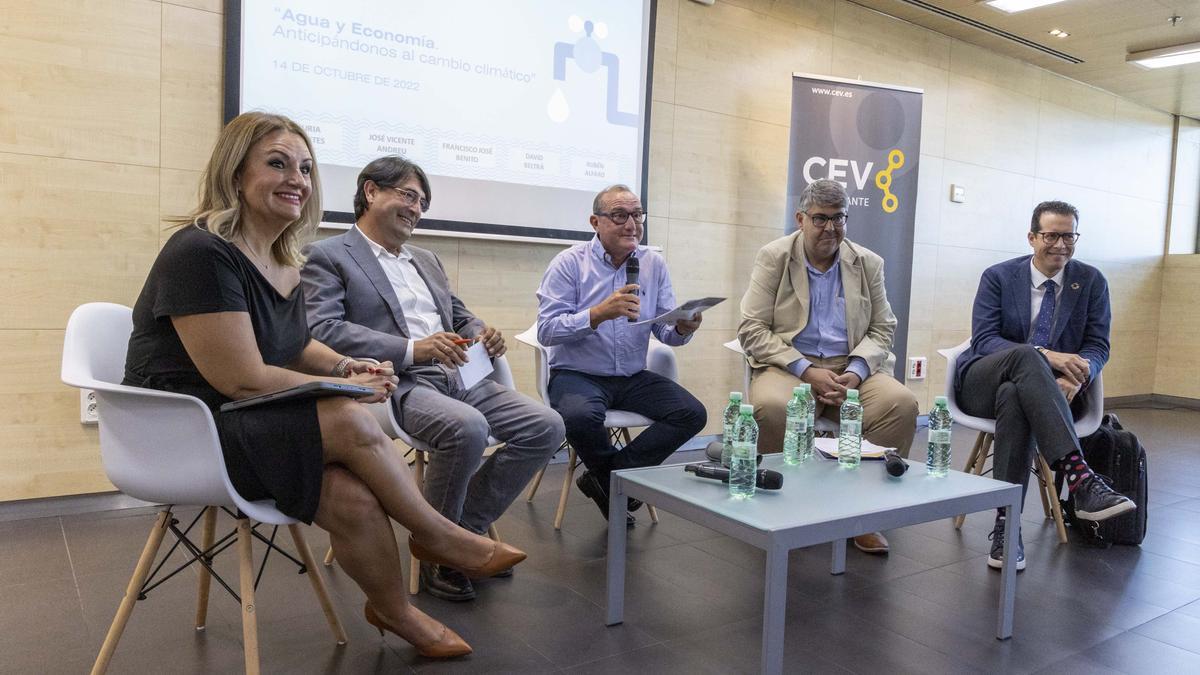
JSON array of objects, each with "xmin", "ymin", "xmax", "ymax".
[{"xmin": 301, "ymin": 156, "xmax": 564, "ymax": 602}]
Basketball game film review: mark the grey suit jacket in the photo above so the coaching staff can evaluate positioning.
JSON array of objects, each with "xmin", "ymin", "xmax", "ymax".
[{"xmin": 300, "ymin": 227, "xmax": 485, "ymax": 398}]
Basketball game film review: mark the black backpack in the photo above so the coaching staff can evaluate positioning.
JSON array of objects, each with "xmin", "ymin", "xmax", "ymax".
[{"xmin": 1057, "ymin": 413, "xmax": 1149, "ymax": 547}]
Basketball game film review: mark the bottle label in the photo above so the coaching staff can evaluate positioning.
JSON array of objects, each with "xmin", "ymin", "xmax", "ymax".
[{"xmin": 930, "ymin": 429, "xmax": 950, "ymax": 444}]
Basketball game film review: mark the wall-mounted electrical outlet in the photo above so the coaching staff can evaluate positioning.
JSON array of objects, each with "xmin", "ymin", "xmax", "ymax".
[
  {"xmin": 80, "ymin": 389, "xmax": 99, "ymax": 425},
  {"xmin": 907, "ymin": 356, "xmax": 927, "ymax": 380}
]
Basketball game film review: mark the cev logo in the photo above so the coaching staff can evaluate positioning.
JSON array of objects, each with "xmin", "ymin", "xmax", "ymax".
[{"xmin": 874, "ymin": 149, "xmax": 905, "ymax": 214}]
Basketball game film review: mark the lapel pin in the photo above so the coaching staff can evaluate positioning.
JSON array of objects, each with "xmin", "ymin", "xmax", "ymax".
[{"xmin": 1071, "ymin": 282, "xmax": 1080, "ymax": 290}]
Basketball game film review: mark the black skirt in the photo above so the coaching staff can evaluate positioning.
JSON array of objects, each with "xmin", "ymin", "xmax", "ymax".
[{"xmin": 216, "ymin": 397, "xmax": 325, "ymax": 523}]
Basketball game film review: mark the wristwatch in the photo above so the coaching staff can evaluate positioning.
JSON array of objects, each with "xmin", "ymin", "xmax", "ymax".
[{"xmin": 1034, "ymin": 346, "xmax": 1048, "ymax": 356}]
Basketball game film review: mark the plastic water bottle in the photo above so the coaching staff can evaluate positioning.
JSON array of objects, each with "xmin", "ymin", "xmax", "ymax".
[
  {"xmin": 783, "ymin": 386, "xmax": 808, "ymax": 465},
  {"xmin": 801, "ymin": 383, "xmax": 815, "ymax": 462},
  {"xmin": 838, "ymin": 389, "xmax": 863, "ymax": 468},
  {"xmin": 729, "ymin": 404, "xmax": 758, "ymax": 499},
  {"xmin": 721, "ymin": 392, "xmax": 743, "ymax": 467},
  {"xmin": 926, "ymin": 395, "xmax": 953, "ymax": 477}
]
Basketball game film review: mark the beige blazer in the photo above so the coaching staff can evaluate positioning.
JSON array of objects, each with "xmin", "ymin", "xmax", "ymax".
[{"xmin": 738, "ymin": 233, "xmax": 897, "ymax": 376}]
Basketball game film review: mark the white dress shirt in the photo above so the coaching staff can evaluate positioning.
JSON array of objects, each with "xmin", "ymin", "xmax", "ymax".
[
  {"xmin": 1028, "ymin": 259, "xmax": 1065, "ymax": 336},
  {"xmin": 356, "ymin": 227, "xmax": 444, "ymax": 368}
]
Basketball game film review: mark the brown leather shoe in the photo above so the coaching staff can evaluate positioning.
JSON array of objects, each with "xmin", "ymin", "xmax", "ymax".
[
  {"xmin": 408, "ymin": 536, "xmax": 527, "ymax": 580},
  {"xmin": 852, "ymin": 532, "xmax": 889, "ymax": 554}
]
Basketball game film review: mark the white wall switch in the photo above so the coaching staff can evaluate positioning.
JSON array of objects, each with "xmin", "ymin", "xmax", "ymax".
[{"xmin": 950, "ymin": 184, "xmax": 966, "ymax": 203}]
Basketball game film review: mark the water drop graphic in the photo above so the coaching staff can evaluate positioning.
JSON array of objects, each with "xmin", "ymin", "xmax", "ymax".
[{"xmin": 547, "ymin": 88, "xmax": 570, "ymax": 123}]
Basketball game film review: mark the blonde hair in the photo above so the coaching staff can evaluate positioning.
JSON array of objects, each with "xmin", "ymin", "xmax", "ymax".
[{"xmin": 171, "ymin": 112, "xmax": 323, "ymax": 268}]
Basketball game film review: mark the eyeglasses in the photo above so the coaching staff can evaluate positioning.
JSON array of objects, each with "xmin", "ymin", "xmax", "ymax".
[
  {"xmin": 807, "ymin": 212, "xmax": 848, "ymax": 229},
  {"xmin": 386, "ymin": 185, "xmax": 430, "ymax": 212},
  {"xmin": 595, "ymin": 210, "xmax": 647, "ymax": 225},
  {"xmin": 1035, "ymin": 232, "xmax": 1080, "ymax": 245}
]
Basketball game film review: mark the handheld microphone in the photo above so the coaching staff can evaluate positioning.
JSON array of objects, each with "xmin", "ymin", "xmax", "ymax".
[
  {"xmin": 625, "ymin": 256, "xmax": 640, "ymax": 322},
  {"xmin": 684, "ymin": 462, "xmax": 784, "ymax": 490},
  {"xmin": 884, "ymin": 450, "xmax": 908, "ymax": 477}
]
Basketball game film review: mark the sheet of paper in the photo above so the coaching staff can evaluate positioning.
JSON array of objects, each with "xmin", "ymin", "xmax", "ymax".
[
  {"xmin": 457, "ymin": 341, "xmax": 495, "ymax": 390},
  {"xmin": 813, "ymin": 436, "xmax": 893, "ymax": 460},
  {"xmin": 631, "ymin": 296, "xmax": 726, "ymax": 326}
]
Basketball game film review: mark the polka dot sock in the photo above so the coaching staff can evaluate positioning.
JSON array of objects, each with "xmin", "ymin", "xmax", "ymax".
[{"xmin": 1053, "ymin": 453, "xmax": 1093, "ymax": 493}]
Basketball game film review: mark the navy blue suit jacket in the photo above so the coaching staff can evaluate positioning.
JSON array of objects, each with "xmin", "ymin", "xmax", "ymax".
[{"xmin": 955, "ymin": 255, "xmax": 1111, "ymax": 390}]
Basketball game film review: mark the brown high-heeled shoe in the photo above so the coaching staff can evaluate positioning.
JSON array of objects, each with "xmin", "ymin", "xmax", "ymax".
[
  {"xmin": 363, "ymin": 603, "xmax": 472, "ymax": 658},
  {"xmin": 407, "ymin": 535, "xmax": 527, "ymax": 580}
]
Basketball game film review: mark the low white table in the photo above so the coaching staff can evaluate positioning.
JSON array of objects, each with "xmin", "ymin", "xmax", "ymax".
[{"xmin": 605, "ymin": 455, "xmax": 1023, "ymax": 675}]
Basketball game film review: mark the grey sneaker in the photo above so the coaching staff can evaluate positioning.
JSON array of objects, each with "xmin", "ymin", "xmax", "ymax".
[
  {"xmin": 987, "ymin": 515, "xmax": 1025, "ymax": 572},
  {"xmin": 1073, "ymin": 476, "xmax": 1136, "ymax": 522}
]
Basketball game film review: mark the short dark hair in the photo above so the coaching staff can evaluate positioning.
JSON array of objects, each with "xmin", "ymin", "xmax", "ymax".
[
  {"xmin": 1030, "ymin": 200, "xmax": 1079, "ymax": 233},
  {"xmin": 354, "ymin": 155, "xmax": 431, "ymax": 219}
]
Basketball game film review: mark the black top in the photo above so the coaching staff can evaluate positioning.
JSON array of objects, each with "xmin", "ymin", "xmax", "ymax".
[{"xmin": 124, "ymin": 224, "xmax": 311, "ymax": 410}]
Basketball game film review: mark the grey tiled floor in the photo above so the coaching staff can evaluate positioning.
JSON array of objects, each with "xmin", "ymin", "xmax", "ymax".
[{"xmin": 3, "ymin": 407, "xmax": 1198, "ymax": 674}]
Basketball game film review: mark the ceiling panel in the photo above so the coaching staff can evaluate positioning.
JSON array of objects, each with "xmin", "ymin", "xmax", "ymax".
[{"xmin": 847, "ymin": 0, "xmax": 1200, "ymax": 117}]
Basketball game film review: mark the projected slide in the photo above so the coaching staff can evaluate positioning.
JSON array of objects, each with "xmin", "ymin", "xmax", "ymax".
[{"xmin": 232, "ymin": 0, "xmax": 654, "ymax": 241}]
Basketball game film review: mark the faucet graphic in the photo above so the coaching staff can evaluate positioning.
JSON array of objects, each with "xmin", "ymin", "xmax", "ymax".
[{"xmin": 549, "ymin": 16, "xmax": 637, "ymax": 127}]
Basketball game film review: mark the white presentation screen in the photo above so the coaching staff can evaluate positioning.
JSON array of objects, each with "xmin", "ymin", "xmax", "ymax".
[{"xmin": 226, "ymin": 0, "xmax": 656, "ymax": 242}]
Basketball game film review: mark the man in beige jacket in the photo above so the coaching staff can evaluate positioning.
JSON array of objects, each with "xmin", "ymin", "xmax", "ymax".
[{"xmin": 739, "ymin": 179, "xmax": 918, "ymax": 554}]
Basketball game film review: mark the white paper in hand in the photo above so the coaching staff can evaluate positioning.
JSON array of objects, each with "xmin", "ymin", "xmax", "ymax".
[{"xmin": 457, "ymin": 341, "xmax": 495, "ymax": 390}]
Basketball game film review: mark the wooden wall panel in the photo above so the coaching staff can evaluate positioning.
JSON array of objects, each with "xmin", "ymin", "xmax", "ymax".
[
  {"xmin": 0, "ymin": 0, "xmax": 160, "ymax": 166},
  {"xmin": 0, "ymin": 154, "xmax": 159, "ymax": 330},
  {"xmin": 161, "ymin": 3, "xmax": 223, "ymax": 171}
]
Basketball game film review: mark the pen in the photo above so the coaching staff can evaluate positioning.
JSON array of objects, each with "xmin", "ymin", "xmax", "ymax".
[{"xmin": 451, "ymin": 338, "xmax": 474, "ymax": 346}]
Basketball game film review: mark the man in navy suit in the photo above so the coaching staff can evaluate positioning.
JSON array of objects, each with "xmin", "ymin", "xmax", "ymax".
[{"xmin": 956, "ymin": 200, "xmax": 1134, "ymax": 572}]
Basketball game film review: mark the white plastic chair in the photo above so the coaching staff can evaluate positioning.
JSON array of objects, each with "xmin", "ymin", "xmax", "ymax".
[
  {"xmin": 939, "ymin": 339, "xmax": 1105, "ymax": 543},
  {"xmin": 354, "ymin": 356, "xmax": 510, "ymax": 594},
  {"xmin": 722, "ymin": 338, "xmax": 839, "ymax": 434},
  {"xmin": 61, "ymin": 303, "xmax": 345, "ymax": 675},
  {"xmin": 515, "ymin": 325, "xmax": 664, "ymax": 530}
]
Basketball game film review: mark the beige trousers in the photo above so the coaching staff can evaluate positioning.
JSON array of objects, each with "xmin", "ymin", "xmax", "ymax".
[{"xmin": 750, "ymin": 356, "xmax": 919, "ymax": 458}]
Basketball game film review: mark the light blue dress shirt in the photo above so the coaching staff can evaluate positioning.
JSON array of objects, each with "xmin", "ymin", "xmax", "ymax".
[
  {"xmin": 789, "ymin": 258, "xmax": 870, "ymax": 383},
  {"xmin": 536, "ymin": 237, "xmax": 690, "ymax": 376}
]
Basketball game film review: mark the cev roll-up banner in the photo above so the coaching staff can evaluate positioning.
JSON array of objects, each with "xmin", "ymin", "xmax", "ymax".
[{"xmin": 785, "ymin": 73, "xmax": 923, "ymax": 379}]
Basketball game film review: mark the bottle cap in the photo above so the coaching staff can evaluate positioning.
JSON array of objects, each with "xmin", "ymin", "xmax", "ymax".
[
  {"xmin": 846, "ymin": 389, "xmax": 860, "ymax": 401},
  {"xmin": 934, "ymin": 395, "xmax": 948, "ymax": 406},
  {"xmin": 800, "ymin": 383, "xmax": 811, "ymax": 393},
  {"xmin": 792, "ymin": 386, "xmax": 804, "ymax": 396},
  {"xmin": 739, "ymin": 404, "xmax": 754, "ymax": 414},
  {"xmin": 730, "ymin": 391, "xmax": 743, "ymax": 401}
]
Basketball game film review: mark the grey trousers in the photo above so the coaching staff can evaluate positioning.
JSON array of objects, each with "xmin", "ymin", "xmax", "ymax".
[
  {"xmin": 957, "ymin": 344, "xmax": 1084, "ymax": 505},
  {"xmin": 395, "ymin": 364, "xmax": 565, "ymax": 534}
]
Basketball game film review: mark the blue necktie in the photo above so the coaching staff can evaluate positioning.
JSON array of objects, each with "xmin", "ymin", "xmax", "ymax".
[{"xmin": 1031, "ymin": 279, "xmax": 1057, "ymax": 346}]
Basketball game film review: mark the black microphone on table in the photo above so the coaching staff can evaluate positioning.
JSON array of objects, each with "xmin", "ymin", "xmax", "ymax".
[
  {"xmin": 625, "ymin": 256, "xmax": 640, "ymax": 322},
  {"xmin": 884, "ymin": 450, "xmax": 908, "ymax": 477},
  {"xmin": 685, "ymin": 462, "xmax": 784, "ymax": 490}
]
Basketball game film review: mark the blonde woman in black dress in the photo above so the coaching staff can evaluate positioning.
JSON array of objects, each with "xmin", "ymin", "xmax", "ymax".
[{"xmin": 124, "ymin": 112, "xmax": 524, "ymax": 658}]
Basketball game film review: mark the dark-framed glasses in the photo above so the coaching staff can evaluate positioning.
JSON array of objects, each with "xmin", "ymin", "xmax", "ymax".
[
  {"xmin": 595, "ymin": 210, "xmax": 647, "ymax": 225},
  {"xmin": 388, "ymin": 185, "xmax": 430, "ymax": 212},
  {"xmin": 808, "ymin": 212, "xmax": 848, "ymax": 229},
  {"xmin": 1037, "ymin": 232, "xmax": 1080, "ymax": 245}
]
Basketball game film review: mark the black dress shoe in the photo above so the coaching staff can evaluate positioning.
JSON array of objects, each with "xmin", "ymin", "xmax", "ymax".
[
  {"xmin": 627, "ymin": 497, "xmax": 644, "ymax": 513},
  {"xmin": 576, "ymin": 470, "xmax": 611, "ymax": 520},
  {"xmin": 419, "ymin": 562, "xmax": 476, "ymax": 602}
]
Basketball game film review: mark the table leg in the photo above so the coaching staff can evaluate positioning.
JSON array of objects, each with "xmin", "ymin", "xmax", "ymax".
[
  {"xmin": 761, "ymin": 543, "xmax": 788, "ymax": 675},
  {"xmin": 830, "ymin": 538, "xmax": 847, "ymax": 575},
  {"xmin": 605, "ymin": 473, "xmax": 627, "ymax": 626},
  {"xmin": 996, "ymin": 499, "xmax": 1018, "ymax": 639}
]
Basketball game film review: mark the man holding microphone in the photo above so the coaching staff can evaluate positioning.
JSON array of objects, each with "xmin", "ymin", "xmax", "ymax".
[{"xmin": 536, "ymin": 184, "xmax": 707, "ymax": 526}]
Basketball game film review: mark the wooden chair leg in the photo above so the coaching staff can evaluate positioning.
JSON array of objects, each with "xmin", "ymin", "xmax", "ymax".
[
  {"xmin": 953, "ymin": 433, "xmax": 989, "ymax": 529},
  {"xmin": 236, "ymin": 519, "xmax": 261, "ymax": 675},
  {"xmin": 647, "ymin": 506, "xmax": 659, "ymax": 523},
  {"xmin": 526, "ymin": 464, "xmax": 547, "ymax": 501},
  {"xmin": 194, "ymin": 506, "xmax": 217, "ymax": 630},
  {"xmin": 1037, "ymin": 455, "xmax": 1069, "ymax": 544},
  {"xmin": 90, "ymin": 509, "xmax": 172, "ymax": 675},
  {"xmin": 487, "ymin": 523, "xmax": 499, "ymax": 541},
  {"xmin": 554, "ymin": 446, "xmax": 578, "ymax": 530},
  {"xmin": 288, "ymin": 525, "xmax": 348, "ymax": 645},
  {"xmin": 409, "ymin": 449, "xmax": 427, "ymax": 595},
  {"xmin": 323, "ymin": 546, "xmax": 335, "ymax": 566},
  {"xmin": 1036, "ymin": 459, "xmax": 1053, "ymax": 519}
]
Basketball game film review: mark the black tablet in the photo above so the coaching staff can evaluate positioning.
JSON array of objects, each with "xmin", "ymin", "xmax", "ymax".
[{"xmin": 219, "ymin": 381, "xmax": 376, "ymax": 412}]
